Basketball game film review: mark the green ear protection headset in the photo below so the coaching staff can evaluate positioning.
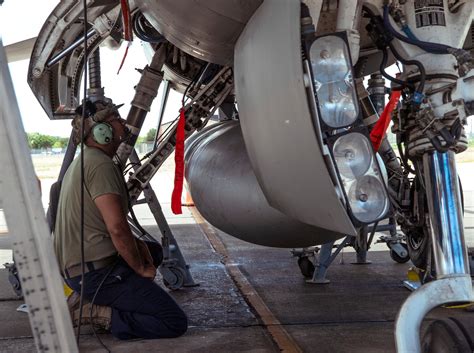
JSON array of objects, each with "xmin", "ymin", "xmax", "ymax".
[
  {"xmin": 76, "ymin": 100, "xmax": 116, "ymax": 145},
  {"xmin": 91, "ymin": 120, "xmax": 114, "ymax": 145}
]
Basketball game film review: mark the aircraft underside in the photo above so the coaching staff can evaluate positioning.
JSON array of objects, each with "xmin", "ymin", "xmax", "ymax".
[{"xmin": 16, "ymin": 0, "xmax": 474, "ymax": 351}]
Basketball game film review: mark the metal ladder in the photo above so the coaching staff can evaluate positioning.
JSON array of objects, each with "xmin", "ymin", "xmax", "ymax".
[{"xmin": 0, "ymin": 40, "xmax": 77, "ymax": 352}]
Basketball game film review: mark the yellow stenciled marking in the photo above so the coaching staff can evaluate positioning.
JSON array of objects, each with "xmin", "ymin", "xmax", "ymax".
[{"xmin": 190, "ymin": 207, "xmax": 303, "ymax": 353}]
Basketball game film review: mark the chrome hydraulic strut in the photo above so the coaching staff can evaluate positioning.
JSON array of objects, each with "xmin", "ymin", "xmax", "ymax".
[{"xmin": 395, "ymin": 151, "xmax": 473, "ymax": 352}]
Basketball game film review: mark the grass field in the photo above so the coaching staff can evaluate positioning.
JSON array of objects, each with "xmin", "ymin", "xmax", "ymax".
[
  {"xmin": 31, "ymin": 154, "xmax": 64, "ymax": 179},
  {"xmin": 31, "ymin": 146, "xmax": 474, "ymax": 180},
  {"xmin": 31, "ymin": 152, "xmax": 176, "ymax": 180}
]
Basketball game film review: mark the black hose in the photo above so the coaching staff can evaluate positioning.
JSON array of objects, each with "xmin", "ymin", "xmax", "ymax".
[
  {"xmin": 388, "ymin": 42, "xmax": 426, "ymax": 99},
  {"xmin": 406, "ymin": 73, "xmax": 458, "ymax": 83},
  {"xmin": 383, "ymin": 5, "xmax": 452, "ymax": 55},
  {"xmin": 132, "ymin": 12, "xmax": 166, "ymax": 44},
  {"xmin": 379, "ymin": 48, "xmax": 413, "ymax": 89}
]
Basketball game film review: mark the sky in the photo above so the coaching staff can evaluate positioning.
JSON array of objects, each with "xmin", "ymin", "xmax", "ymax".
[{"xmin": 0, "ymin": 0, "xmax": 182, "ymax": 137}]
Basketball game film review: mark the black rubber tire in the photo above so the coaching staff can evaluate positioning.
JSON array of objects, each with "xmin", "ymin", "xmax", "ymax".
[
  {"xmin": 390, "ymin": 243, "xmax": 410, "ymax": 263},
  {"xmin": 297, "ymin": 257, "xmax": 315, "ymax": 278},
  {"xmin": 422, "ymin": 318, "xmax": 474, "ymax": 353},
  {"xmin": 406, "ymin": 226, "xmax": 431, "ymax": 269}
]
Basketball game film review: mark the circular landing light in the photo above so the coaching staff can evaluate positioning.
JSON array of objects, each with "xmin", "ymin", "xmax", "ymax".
[
  {"xmin": 348, "ymin": 175, "xmax": 387, "ymax": 223},
  {"xmin": 333, "ymin": 133, "xmax": 372, "ymax": 179}
]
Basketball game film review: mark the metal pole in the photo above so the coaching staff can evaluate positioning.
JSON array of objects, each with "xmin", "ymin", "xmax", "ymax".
[
  {"xmin": 367, "ymin": 73, "xmax": 386, "ymax": 115},
  {"xmin": 0, "ymin": 39, "xmax": 78, "ymax": 353},
  {"xmin": 116, "ymin": 45, "xmax": 166, "ymax": 165},
  {"xmin": 153, "ymin": 79, "xmax": 170, "ymax": 151},
  {"xmin": 423, "ymin": 151, "xmax": 470, "ymax": 277},
  {"xmin": 87, "ymin": 48, "xmax": 105, "ymax": 101},
  {"xmin": 395, "ymin": 151, "xmax": 473, "ymax": 353},
  {"xmin": 46, "ymin": 28, "xmax": 96, "ymax": 68}
]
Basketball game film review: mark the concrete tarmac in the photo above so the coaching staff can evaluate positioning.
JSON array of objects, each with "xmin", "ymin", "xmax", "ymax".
[{"xmin": 0, "ymin": 162, "xmax": 473, "ymax": 352}]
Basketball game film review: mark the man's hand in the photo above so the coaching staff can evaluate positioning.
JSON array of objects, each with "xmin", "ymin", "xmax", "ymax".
[
  {"xmin": 136, "ymin": 239, "xmax": 155, "ymax": 269},
  {"xmin": 139, "ymin": 263, "xmax": 157, "ymax": 280}
]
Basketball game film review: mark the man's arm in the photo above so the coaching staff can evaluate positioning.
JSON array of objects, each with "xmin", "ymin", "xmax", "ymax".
[{"xmin": 94, "ymin": 193, "xmax": 156, "ymax": 279}]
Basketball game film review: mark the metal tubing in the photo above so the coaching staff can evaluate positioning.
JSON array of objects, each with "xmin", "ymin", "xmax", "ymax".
[
  {"xmin": 116, "ymin": 45, "xmax": 166, "ymax": 165},
  {"xmin": 46, "ymin": 28, "xmax": 96, "ymax": 68},
  {"xmin": 367, "ymin": 223, "xmax": 396, "ymax": 234},
  {"xmin": 395, "ymin": 276, "xmax": 473, "ymax": 353},
  {"xmin": 423, "ymin": 151, "xmax": 470, "ymax": 277},
  {"xmin": 367, "ymin": 73, "xmax": 386, "ymax": 115},
  {"xmin": 309, "ymin": 242, "xmax": 334, "ymax": 284},
  {"xmin": 88, "ymin": 48, "xmax": 101, "ymax": 89},
  {"xmin": 153, "ymin": 79, "xmax": 170, "ymax": 150}
]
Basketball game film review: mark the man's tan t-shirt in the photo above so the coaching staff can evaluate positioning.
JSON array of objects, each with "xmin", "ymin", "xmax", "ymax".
[{"xmin": 54, "ymin": 147, "xmax": 128, "ymax": 270}]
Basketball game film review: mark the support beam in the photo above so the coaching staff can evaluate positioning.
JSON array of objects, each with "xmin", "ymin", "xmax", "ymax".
[{"xmin": 0, "ymin": 39, "xmax": 78, "ymax": 353}]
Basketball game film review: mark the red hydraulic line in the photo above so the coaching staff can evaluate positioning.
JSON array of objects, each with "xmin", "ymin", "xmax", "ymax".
[{"xmin": 370, "ymin": 90, "xmax": 401, "ymax": 152}]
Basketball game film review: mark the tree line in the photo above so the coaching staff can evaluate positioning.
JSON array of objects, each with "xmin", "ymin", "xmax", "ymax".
[
  {"xmin": 27, "ymin": 133, "xmax": 69, "ymax": 149},
  {"xmin": 27, "ymin": 128, "xmax": 158, "ymax": 149}
]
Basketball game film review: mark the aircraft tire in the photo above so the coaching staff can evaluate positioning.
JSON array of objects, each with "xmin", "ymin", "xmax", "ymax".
[
  {"xmin": 406, "ymin": 226, "xmax": 430, "ymax": 269},
  {"xmin": 421, "ymin": 317, "xmax": 474, "ymax": 353}
]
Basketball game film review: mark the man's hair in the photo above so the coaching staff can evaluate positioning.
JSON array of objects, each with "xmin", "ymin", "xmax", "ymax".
[{"xmin": 71, "ymin": 100, "xmax": 122, "ymax": 145}]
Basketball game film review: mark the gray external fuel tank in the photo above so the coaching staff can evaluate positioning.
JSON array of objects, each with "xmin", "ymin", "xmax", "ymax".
[{"xmin": 184, "ymin": 121, "xmax": 345, "ymax": 248}]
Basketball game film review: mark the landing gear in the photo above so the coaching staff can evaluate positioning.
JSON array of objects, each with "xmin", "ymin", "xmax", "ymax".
[
  {"xmin": 422, "ymin": 317, "xmax": 474, "ymax": 353},
  {"xmin": 395, "ymin": 152, "xmax": 473, "ymax": 352},
  {"xmin": 406, "ymin": 227, "xmax": 431, "ymax": 269}
]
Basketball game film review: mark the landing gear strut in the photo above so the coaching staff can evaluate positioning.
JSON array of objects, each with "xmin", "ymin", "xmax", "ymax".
[{"xmin": 396, "ymin": 151, "xmax": 474, "ymax": 352}]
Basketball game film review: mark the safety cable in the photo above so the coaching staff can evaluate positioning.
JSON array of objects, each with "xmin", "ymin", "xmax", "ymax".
[
  {"xmin": 77, "ymin": 0, "xmax": 89, "ymax": 344},
  {"xmin": 77, "ymin": 2, "xmax": 111, "ymax": 352}
]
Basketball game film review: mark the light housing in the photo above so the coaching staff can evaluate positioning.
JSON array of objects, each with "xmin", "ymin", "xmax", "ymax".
[
  {"xmin": 304, "ymin": 31, "xmax": 389, "ymax": 225},
  {"xmin": 331, "ymin": 131, "xmax": 389, "ymax": 224},
  {"xmin": 308, "ymin": 34, "xmax": 359, "ymax": 129}
]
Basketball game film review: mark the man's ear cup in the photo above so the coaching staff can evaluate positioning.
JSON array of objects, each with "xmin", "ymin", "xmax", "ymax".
[{"xmin": 92, "ymin": 122, "xmax": 113, "ymax": 145}]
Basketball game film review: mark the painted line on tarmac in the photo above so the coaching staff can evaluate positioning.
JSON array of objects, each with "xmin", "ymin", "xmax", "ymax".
[{"xmin": 190, "ymin": 206, "xmax": 303, "ymax": 353}]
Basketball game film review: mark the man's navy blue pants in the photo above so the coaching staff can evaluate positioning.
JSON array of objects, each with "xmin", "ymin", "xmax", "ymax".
[{"xmin": 65, "ymin": 242, "xmax": 188, "ymax": 340}]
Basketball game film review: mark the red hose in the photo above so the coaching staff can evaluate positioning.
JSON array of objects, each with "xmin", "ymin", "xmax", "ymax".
[{"xmin": 369, "ymin": 90, "xmax": 401, "ymax": 152}]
